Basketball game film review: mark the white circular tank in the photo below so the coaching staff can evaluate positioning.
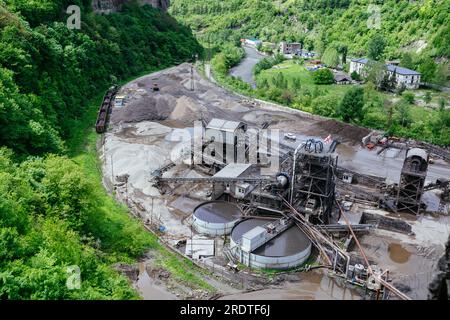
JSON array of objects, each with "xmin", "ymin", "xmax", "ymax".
[
  {"xmin": 192, "ymin": 201, "xmax": 242, "ymax": 236},
  {"xmin": 230, "ymin": 218, "xmax": 312, "ymax": 270}
]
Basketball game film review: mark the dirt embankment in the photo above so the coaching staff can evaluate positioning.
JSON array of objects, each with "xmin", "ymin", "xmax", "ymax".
[{"xmin": 311, "ymin": 119, "xmax": 371, "ymax": 144}]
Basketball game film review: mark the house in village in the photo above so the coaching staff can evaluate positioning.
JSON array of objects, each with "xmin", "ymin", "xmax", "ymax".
[
  {"xmin": 241, "ymin": 38, "xmax": 262, "ymax": 48},
  {"xmin": 279, "ymin": 41, "xmax": 302, "ymax": 55},
  {"xmin": 334, "ymin": 73, "xmax": 352, "ymax": 85},
  {"xmin": 349, "ymin": 58, "xmax": 421, "ymax": 89}
]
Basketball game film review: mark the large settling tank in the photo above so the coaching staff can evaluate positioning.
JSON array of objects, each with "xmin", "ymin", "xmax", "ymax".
[
  {"xmin": 192, "ymin": 201, "xmax": 242, "ymax": 236},
  {"xmin": 230, "ymin": 218, "xmax": 312, "ymax": 269}
]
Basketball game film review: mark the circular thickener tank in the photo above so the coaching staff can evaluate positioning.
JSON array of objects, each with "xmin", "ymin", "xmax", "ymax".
[
  {"xmin": 230, "ymin": 218, "xmax": 312, "ymax": 270},
  {"xmin": 192, "ymin": 201, "xmax": 242, "ymax": 236}
]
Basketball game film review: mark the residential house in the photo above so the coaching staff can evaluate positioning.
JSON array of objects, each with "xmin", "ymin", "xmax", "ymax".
[
  {"xmin": 279, "ymin": 41, "xmax": 302, "ymax": 55},
  {"xmin": 350, "ymin": 58, "xmax": 421, "ymax": 89},
  {"xmin": 334, "ymin": 73, "xmax": 352, "ymax": 85},
  {"xmin": 241, "ymin": 38, "xmax": 262, "ymax": 48}
]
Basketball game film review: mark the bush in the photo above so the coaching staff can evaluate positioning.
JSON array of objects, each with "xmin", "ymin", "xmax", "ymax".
[
  {"xmin": 312, "ymin": 68, "xmax": 334, "ymax": 84},
  {"xmin": 403, "ymin": 92, "xmax": 415, "ymax": 104},
  {"xmin": 338, "ymin": 87, "xmax": 364, "ymax": 122},
  {"xmin": 253, "ymin": 54, "xmax": 285, "ymax": 75},
  {"xmin": 350, "ymin": 71, "xmax": 361, "ymax": 81},
  {"xmin": 312, "ymin": 95, "xmax": 337, "ymax": 117}
]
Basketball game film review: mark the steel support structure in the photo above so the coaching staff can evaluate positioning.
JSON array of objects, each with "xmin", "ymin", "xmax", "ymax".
[
  {"xmin": 395, "ymin": 149, "xmax": 429, "ymax": 215},
  {"xmin": 291, "ymin": 149, "xmax": 337, "ymax": 224}
]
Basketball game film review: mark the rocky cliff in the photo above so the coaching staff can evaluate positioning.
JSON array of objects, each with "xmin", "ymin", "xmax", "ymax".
[
  {"xmin": 428, "ymin": 235, "xmax": 450, "ymax": 300},
  {"xmin": 92, "ymin": 0, "xmax": 170, "ymax": 13}
]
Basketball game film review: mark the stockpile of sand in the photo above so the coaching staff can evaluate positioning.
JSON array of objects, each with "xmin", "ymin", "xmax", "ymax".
[{"xmin": 169, "ymin": 96, "xmax": 206, "ymax": 125}]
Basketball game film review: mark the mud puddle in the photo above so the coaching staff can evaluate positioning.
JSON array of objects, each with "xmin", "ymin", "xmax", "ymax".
[
  {"xmin": 134, "ymin": 262, "xmax": 178, "ymax": 300},
  {"xmin": 220, "ymin": 271, "xmax": 361, "ymax": 300},
  {"xmin": 388, "ymin": 243, "xmax": 411, "ymax": 264}
]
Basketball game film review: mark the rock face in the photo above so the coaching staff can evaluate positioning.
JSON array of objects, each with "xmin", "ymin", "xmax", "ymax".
[
  {"xmin": 92, "ymin": 0, "xmax": 170, "ymax": 13},
  {"xmin": 428, "ymin": 235, "xmax": 450, "ymax": 300}
]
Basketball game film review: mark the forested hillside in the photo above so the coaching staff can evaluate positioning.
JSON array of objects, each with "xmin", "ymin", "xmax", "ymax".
[
  {"xmin": 0, "ymin": 1, "xmax": 201, "ymax": 299},
  {"xmin": 170, "ymin": 0, "xmax": 449, "ymax": 60}
]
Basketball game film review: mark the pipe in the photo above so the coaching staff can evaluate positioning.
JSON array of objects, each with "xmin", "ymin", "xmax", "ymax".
[{"xmin": 290, "ymin": 142, "xmax": 305, "ymax": 204}]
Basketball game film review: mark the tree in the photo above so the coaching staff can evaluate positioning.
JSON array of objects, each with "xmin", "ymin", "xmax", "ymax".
[
  {"xmin": 403, "ymin": 92, "xmax": 415, "ymax": 104},
  {"xmin": 338, "ymin": 87, "xmax": 365, "ymax": 122},
  {"xmin": 350, "ymin": 71, "xmax": 361, "ymax": 81},
  {"xmin": 438, "ymin": 97, "xmax": 446, "ymax": 111},
  {"xmin": 367, "ymin": 34, "xmax": 386, "ymax": 61},
  {"xmin": 364, "ymin": 61, "xmax": 387, "ymax": 90},
  {"xmin": 424, "ymin": 92, "xmax": 432, "ymax": 105},
  {"xmin": 395, "ymin": 102, "xmax": 412, "ymax": 127},
  {"xmin": 418, "ymin": 57, "xmax": 437, "ymax": 83},
  {"xmin": 401, "ymin": 52, "xmax": 415, "ymax": 70},
  {"xmin": 339, "ymin": 45, "xmax": 348, "ymax": 65},
  {"xmin": 322, "ymin": 46, "xmax": 340, "ymax": 68},
  {"xmin": 314, "ymin": 38, "xmax": 325, "ymax": 57},
  {"xmin": 312, "ymin": 68, "xmax": 334, "ymax": 84},
  {"xmin": 281, "ymin": 90, "xmax": 295, "ymax": 105},
  {"xmin": 434, "ymin": 62, "xmax": 449, "ymax": 85},
  {"xmin": 291, "ymin": 77, "xmax": 301, "ymax": 90}
]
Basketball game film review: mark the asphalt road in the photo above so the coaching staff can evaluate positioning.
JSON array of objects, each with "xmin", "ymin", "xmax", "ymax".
[{"xmin": 229, "ymin": 46, "xmax": 265, "ymax": 88}]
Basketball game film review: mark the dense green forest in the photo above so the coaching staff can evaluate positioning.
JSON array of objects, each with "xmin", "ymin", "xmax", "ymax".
[
  {"xmin": 0, "ymin": 1, "xmax": 201, "ymax": 299},
  {"xmin": 170, "ymin": 0, "xmax": 449, "ymax": 61}
]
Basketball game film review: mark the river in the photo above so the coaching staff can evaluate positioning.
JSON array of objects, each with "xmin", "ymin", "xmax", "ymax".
[{"xmin": 229, "ymin": 46, "xmax": 265, "ymax": 88}]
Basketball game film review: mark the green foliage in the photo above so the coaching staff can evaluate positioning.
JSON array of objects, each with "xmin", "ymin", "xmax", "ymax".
[
  {"xmin": 338, "ymin": 87, "xmax": 364, "ymax": 122},
  {"xmin": 312, "ymin": 95, "xmax": 337, "ymax": 117},
  {"xmin": 364, "ymin": 61, "xmax": 387, "ymax": 90},
  {"xmin": 322, "ymin": 46, "xmax": 340, "ymax": 68},
  {"xmin": 312, "ymin": 68, "xmax": 334, "ymax": 85},
  {"xmin": 211, "ymin": 45, "xmax": 244, "ymax": 75},
  {"xmin": 350, "ymin": 71, "xmax": 361, "ymax": 81},
  {"xmin": 424, "ymin": 92, "xmax": 432, "ymax": 105},
  {"xmin": 0, "ymin": 149, "xmax": 156, "ymax": 299},
  {"xmin": 367, "ymin": 34, "xmax": 386, "ymax": 61},
  {"xmin": 400, "ymin": 52, "xmax": 415, "ymax": 70},
  {"xmin": 418, "ymin": 56, "xmax": 438, "ymax": 83},
  {"xmin": 0, "ymin": 3, "xmax": 202, "ymax": 156},
  {"xmin": 253, "ymin": 54, "xmax": 285, "ymax": 75},
  {"xmin": 171, "ymin": 0, "xmax": 450, "ymax": 63},
  {"xmin": 395, "ymin": 102, "xmax": 412, "ymax": 127},
  {"xmin": 403, "ymin": 92, "xmax": 415, "ymax": 104}
]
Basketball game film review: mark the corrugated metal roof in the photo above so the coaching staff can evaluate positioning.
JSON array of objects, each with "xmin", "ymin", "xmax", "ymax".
[
  {"xmin": 213, "ymin": 163, "xmax": 252, "ymax": 178},
  {"xmin": 406, "ymin": 148, "xmax": 428, "ymax": 161},
  {"xmin": 386, "ymin": 64, "xmax": 421, "ymax": 75},
  {"xmin": 206, "ymin": 118, "xmax": 245, "ymax": 133},
  {"xmin": 334, "ymin": 74, "xmax": 352, "ymax": 82},
  {"xmin": 351, "ymin": 58, "xmax": 369, "ymax": 64},
  {"xmin": 351, "ymin": 58, "xmax": 420, "ymax": 75}
]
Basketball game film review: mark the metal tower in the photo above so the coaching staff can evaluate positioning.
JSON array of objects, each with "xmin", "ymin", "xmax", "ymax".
[
  {"xmin": 396, "ymin": 148, "xmax": 429, "ymax": 215},
  {"xmin": 290, "ymin": 139, "xmax": 338, "ymax": 224}
]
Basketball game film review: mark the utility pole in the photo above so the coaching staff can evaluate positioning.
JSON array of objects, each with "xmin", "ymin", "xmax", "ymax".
[{"xmin": 111, "ymin": 154, "xmax": 114, "ymax": 184}]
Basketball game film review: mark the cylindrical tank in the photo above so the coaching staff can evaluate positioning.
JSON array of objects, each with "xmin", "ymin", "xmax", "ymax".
[
  {"xmin": 230, "ymin": 218, "xmax": 312, "ymax": 270},
  {"xmin": 192, "ymin": 201, "xmax": 242, "ymax": 236}
]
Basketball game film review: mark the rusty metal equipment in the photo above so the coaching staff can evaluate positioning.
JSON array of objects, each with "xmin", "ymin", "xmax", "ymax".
[
  {"xmin": 95, "ymin": 85, "xmax": 118, "ymax": 134},
  {"xmin": 290, "ymin": 139, "xmax": 338, "ymax": 224},
  {"xmin": 395, "ymin": 148, "xmax": 429, "ymax": 215}
]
